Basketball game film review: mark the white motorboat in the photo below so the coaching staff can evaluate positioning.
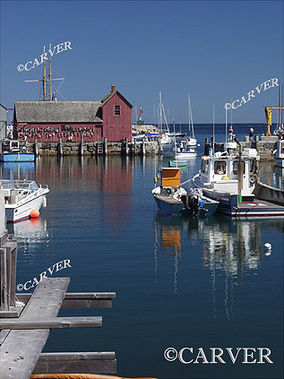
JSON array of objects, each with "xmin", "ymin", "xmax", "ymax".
[
  {"xmin": 1, "ymin": 180, "xmax": 49, "ymax": 222},
  {"xmin": 193, "ymin": 146, "xmax": 259, "ymax": 198},
  {"xmin": 192, "ymin": 144, "xmax": 284, "ymax": 217},
  {"xmin": 175, "ymin": 139, "xmax": 197, "ymax": 159}
]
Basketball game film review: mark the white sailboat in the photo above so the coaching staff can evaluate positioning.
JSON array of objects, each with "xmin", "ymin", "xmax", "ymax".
[
  {"xmin": 175, "ymin": 94, "xmax": 197, "ymax": 159},
  {"xmin": 158, "ymin": 92, "xmax": 175, "ymax": 155}
]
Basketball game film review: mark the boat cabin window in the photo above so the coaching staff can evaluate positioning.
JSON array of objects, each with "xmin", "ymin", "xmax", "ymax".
[
  {"xmin": 214, "ymin": 161, "xmax": 226, "ymax": 175},
  {"xmin": 201, "ymin": 159, "xmax": 209, "ymax": 174},
  {"xmin": 233, "ymin": 161, "xmax": 245, "ymax": 175}
]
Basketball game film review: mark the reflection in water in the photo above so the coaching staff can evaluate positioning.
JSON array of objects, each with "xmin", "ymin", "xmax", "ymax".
[
  {"xmin": 7, "ymin": 218, "xmax": 49, "ymax": 259},
  {"xmin": 192, "ymin": 217, "xmax": 265, "ymax": 319},
  {"xmin": 154, "ymin": 212, "xmax": 284, "ymax": 318},
  {"xmin": 0, "ymin": 161, "xmax": 35, "ymax": 180},
  {"xmin": 154, "ymin": 213, "xmax": 190, "ymax": 295},
  {"xmin": 2, "ymin": 156, "xmax": 134, "ymax": 235}
]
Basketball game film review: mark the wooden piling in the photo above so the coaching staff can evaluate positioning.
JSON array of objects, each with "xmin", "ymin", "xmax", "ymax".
[{"xmin": 58, "ymin": 138, "xmax": 63, "ymax": 156}]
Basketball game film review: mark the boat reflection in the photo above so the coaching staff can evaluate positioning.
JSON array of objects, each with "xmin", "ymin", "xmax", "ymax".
[
  {"xmin": 154, "ymin": 213, "xmax": 193, "ymax": 295},
  {"xmin": 154, "ymin": 212, "xmax": 284, "ymax": 317},
  {"xmin": 6, "ymin": 218, "xmax": 49, "ymax": 256},
  {"xmin": 0, "ymin": 161, "xmax": 35, "ymax": 180}
]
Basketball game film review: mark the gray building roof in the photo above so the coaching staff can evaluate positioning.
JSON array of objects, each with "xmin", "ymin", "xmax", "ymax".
[{"xmin": 15, "ymin": 101, "xmax": 103, "ymax": 123}]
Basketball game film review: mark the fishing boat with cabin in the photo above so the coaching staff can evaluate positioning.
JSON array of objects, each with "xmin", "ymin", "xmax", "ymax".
[
  {"xmin": 152, "ymin": 167, "xmax": 218, "ymax": 216},
  {"xmin": 0, "ymin": 140, "xmax": 35, "ymax": 162},
  {"xmin": 193, "ymin": 141, "xmax": 284, "ymax": 217}
]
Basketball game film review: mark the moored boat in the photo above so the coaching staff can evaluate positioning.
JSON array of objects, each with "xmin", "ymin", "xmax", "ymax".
[
  {"xmin": 0, "ymin": 140, "xmax": 35, "ymax": 162},
  {"xmin": 152, "ymin": 168, "xmax": 218, "ymax": 217},
  {"xmin": 193, "ymin": 144, "xmax": 284, "ymax": 218},
  {"xmin": 169, "ymin": 160, "xmax": 187, "ymax": 168},
  {"xmin": 1, "ymin": 179, "xmax": 49, "ymax": 222}
]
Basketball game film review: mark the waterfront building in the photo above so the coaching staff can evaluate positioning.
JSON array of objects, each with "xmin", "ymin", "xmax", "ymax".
[{"xmin": 13, "ymin": 85, "xmax": 132, "ymax": 143}]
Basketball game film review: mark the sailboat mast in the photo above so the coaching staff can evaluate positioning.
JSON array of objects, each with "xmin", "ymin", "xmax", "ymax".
[
  {"xmin": 43, "ymin": 46, "xmax": 47, "ymax": 101},
  {"xmin": 188, "ymin": 93, "xmax": 195, "ymax": 138},
  {"xmin": 159, "ymin": 91, "xmax": 163, "ymax": 133},
  {"xmin": 278, "ymin": 83, "xmax": 281, "ymax": 127},
  {"xmin": 49, "ymin": 43, "xmax": 52, "ymax": 100}
]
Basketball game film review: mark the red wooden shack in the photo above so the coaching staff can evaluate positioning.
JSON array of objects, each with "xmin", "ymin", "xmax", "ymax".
[{"xmin": 13, "ymin": 85, "xmax": 132, "ymax": 143}]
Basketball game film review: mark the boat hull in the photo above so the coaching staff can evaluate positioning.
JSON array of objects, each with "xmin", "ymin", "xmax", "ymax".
[
  {"xmin": 0, "ymin": 153, "xmax": 35, "ymax": 162},
  {"xmin": 5, "ymin": 193, "xmax": 48, "ymax": 222},
  {"xmin": 153, "ymin": 194, "xmax": 185, "ymax": 216},
  {"xmin": 169, "ymin": 160, "xmax": 187, "ymax": 168},
  {"xmin": 202, "ymin": 189, "xmax": 284, "ymax": 218}
]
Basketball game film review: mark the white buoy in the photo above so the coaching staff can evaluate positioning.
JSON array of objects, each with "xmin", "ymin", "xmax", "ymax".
[{"xmin": 264, "ymin": 243, "xmax": 272, "ymax": 256}]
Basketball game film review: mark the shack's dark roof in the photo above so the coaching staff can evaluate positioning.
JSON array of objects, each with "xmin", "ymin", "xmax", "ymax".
[
  {"xmin": 14, "ymin": 101, "xmax": 103, "ymax": 123},
  {"xmin": 101, "ymin": 90, "xmax": 133, "ymax": 108}
]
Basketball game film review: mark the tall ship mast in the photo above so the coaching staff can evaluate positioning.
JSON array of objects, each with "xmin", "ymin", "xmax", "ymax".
[{"xmin": 24, "ymin": 45, "xmax": 64, "ymax": 101}]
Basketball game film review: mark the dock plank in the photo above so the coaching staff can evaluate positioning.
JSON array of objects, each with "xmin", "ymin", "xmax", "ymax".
[
  {"xmin": 16, "ymin": 292, "xmax": 116, "ymax": 309},
  {"xmin": 0, "ymin": 316, "xmax": 102, "ymax": 329},
  {"xmin": 0, "ymin": 277, "xmax": 70, "ymax": 379},
  {"xmin": 33, "ymin": 352, "xmax": 117, "ymax": 375}
]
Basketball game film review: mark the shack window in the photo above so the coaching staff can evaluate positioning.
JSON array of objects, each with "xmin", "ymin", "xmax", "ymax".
[
  {"xmin": 114, "ymin": 105, "xmax": 120, "ymax": 116},
  {"xmin": 214, "ymin": 161, "xmax": 226, "ymax": 175}
]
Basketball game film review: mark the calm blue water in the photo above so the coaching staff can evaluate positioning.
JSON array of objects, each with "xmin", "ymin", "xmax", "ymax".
[{"xmin": 3, "ymin": 124, "xmax": 284, "ymax": 379}]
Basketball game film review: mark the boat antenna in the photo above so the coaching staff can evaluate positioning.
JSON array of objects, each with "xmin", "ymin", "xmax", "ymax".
[
  {"xmin": 225, "ymin": 105, "xmax": 228, "ymax": 143},
  {"xmin": 230, "ymin": 97, "xmax": 233, "ymax": 126},
  {"xmin": 212, "ymin": 104, "xmax": 215, "ymax": 152}
]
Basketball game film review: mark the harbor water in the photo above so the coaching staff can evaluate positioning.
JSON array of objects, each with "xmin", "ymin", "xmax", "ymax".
[{"xmin": 3, "ymin": 124, "xmax": 284, "ymax": 379}]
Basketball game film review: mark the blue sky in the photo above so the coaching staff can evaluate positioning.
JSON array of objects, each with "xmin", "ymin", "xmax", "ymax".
[{"xmin": 0, "ymin": 0, "xmax": 283, "ymax": 123}]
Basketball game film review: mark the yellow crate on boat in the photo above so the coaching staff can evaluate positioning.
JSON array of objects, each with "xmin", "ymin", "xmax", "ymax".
[{"xmin": 161, "ymin": 168, "xmax": 181, "ymax": 187}]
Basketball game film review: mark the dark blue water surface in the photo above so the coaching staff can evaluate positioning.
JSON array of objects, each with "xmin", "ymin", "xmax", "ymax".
[{"xmin": 3, "ymin": 124, "xmax": 284, "ymax": 379}]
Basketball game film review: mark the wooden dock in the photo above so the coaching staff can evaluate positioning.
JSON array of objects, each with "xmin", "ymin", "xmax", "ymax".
[
  {"xmin": 0, "ymin": 187, "xmax": 117, "ymax": 379},
  {"xmin": 0, "ymin": 275, "xmax": 117, "ymax": 379}
]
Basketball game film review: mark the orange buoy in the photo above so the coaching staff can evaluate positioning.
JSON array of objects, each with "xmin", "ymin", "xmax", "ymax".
[{"xmin": 30, "ymin": 209, "xmax": 40, "ymax": 218}]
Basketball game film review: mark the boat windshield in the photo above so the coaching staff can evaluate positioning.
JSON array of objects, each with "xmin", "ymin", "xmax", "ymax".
[
  {"xmin": 0, "ymin": 180, "xmax": 37, "ymax": 191},
  {"xmin": 214, "ymin": 161, "xmax": 226, "ymax": 175}
]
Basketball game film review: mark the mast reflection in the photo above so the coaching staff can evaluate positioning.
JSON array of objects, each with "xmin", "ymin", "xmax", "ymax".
[{"xmin": 154, "ymin": 212, "xmax": 283, "ymax": 318}]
